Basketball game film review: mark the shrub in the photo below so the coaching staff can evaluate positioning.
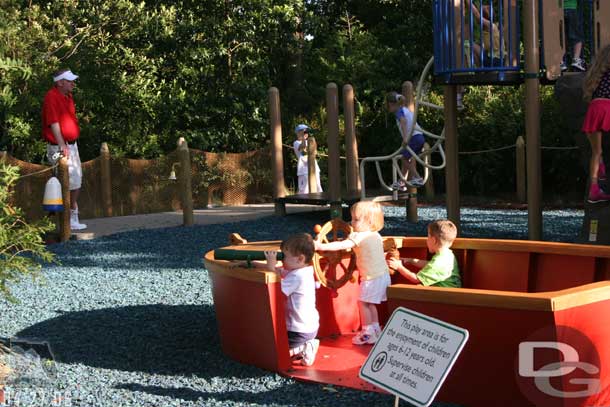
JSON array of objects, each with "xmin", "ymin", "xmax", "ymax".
[{"xmin": 0, "ymin": 162, "xmax": 55, "ymax": 302}]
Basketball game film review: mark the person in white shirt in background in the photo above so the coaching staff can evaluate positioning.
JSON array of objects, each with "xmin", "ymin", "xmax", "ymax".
[{"xmin": 293, "ymin": 124, "xmax": 322, "ymax": 194}]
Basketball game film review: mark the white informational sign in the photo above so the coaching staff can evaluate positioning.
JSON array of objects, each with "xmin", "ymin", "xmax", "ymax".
[{"xmin": 359, "ymin": 307, "xmax": 469, "ymax": 407}]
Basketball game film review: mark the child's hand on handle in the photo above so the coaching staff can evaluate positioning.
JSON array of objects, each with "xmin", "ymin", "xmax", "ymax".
[
  {"xmin": 388, "ymin": 257, "xmax": 403, "ymax": 272},
  {"xmin": 264, "ymin": 250, "xmax": 278, "ymax": 272},
  {"xmin": 314, "ymin": 240, "xmax": 323, "ymax": 251}
]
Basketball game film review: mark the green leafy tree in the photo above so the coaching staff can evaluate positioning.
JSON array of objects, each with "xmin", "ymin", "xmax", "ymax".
[{"xmin": 0, "ymin": 162, "xmax": 54, "ymax": 302}]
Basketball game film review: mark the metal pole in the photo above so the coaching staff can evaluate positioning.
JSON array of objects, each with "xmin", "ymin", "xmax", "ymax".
[
  {"xmin": 402, "ymin": 81, "xmax": 418, "ymax": 223},
  {"xmin": 269, "ymin": 87, "xmax": 286, "ymax": 215},
  {"xmin": 58, "ymin": 157, "xmax": 71, "ymax": 242},
  {"xmin": 177, "ymin": 137, "xmax": 194, "ymax": 226},
  {"xmin": 343, "ymin": 84, "xmax": 360, "ymax": 196},
  {"xmin": 443, "ymin": 85, "xmax": 460, "ymax": 232},
  {"xmin": 326, "ymin": 83, "xmax": 342, "ymax": 219},
  {"xmin": 100, "ymin": 142, "xmax": 113, "ymax": 217},
  {"xmin": 524, "ymin": 0, "xmax": 542, "ymax": 240}
]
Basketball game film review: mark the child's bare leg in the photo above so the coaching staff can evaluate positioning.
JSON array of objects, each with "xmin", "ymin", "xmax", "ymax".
[
  {"xmin": 359, "ymin": 301, "xmax": 378, "ymax": 327},
  {"xmin": 588, "ymin": 131, "xmax": 602, "ymax": 182},
  {"xmin": 408, "ymin": 157, "xmax": 421, "ymax": 180},
  {"xmin": 401, "ymin": 157, "xmax": 409, "ymax": 181}
]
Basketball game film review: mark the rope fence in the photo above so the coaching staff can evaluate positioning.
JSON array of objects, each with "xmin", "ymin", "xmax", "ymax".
[{"xmin": 283, "ymin": 140, "xmax": 580, "ymax": 159}]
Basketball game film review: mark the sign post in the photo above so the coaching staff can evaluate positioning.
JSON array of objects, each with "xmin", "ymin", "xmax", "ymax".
[{"xmin": 359, "ymin": 307, "xmax": 469, "ymax": 407}]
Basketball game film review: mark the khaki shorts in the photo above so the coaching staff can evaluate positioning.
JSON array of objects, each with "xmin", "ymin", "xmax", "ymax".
[{"xmin": 47, "ymin": 142, "xmax": 82, "ymax": 190}]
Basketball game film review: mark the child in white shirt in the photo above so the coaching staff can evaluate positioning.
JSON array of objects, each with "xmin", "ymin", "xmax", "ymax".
[{"xmin": 264, "ymin": 233, "xmax": 320, "ymax": 365}]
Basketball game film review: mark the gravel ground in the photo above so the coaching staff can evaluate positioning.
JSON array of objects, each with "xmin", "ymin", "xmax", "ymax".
[{"xmin": 0, "ymin": 206, "xmax": 584, "ymax": 407}]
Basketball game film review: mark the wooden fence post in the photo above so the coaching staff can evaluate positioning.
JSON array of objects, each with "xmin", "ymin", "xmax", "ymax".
[
  {"xmin": 100, "ymin": 143, "xmax": 113, "ymax": 217},
  {"xmin": 402, "ymin": 81, "xmax": 418, "ymax": 223},
  {"xmin": 58, "ymin": 157, "xmax": 71, "ymax": 242},
  {"xmin": 516, "ymin": 136, "xmax": 526, "ymax": 203},
  {"xmin": 177, "ymin": 137, "xmax": 194, "ymax": 226}
]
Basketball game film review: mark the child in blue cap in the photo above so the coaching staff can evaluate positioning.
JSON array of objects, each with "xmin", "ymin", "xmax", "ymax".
[{"xmin": 293, "ymin": 124, "xmax": 322, "ymax": 194}]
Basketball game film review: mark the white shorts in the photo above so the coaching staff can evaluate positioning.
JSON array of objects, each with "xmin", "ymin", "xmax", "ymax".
[
  {"xmin": 47, "ymin": 142, "xmax": 82, "ymax": 190},
  {"xmin": 359, "ymin": 272, "xmax": 391, "ymax": 304},
  {"xmin": 297, "ymin": 174, "xmax": 323, "ymax": 194}
]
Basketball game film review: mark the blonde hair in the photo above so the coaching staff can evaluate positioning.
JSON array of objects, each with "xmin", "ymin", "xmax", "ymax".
[
  {"xmin": 583, "ymin": 45, "xmax": 610, "ymax": 101},
  {"xmin": 386, "ymin": 91, "xmax": 406, "ymax": 107},
  {"xmin": 428, "ymin": 219, "xmax": 457, "ymax": 247},
  {"xmin": 351, "ymin": 201, "xmax": 385, "ymax": 232}
]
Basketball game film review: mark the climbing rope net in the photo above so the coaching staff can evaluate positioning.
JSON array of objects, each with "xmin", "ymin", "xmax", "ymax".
[{"xmin": 360, "ymin": 56, "xmax": 446, "ymax": 200}]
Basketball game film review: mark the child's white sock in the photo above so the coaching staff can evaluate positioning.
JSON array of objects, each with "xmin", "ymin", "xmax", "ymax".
[{"xmin": 371, "ymin": 322, "xmax": 381, "ymax": 334}]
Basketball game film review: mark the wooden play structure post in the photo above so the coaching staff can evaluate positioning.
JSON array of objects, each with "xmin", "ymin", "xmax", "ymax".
[
  {"xmin": 593, "ymin": 1, "xmax": 610, "ymax": 53},
  {"xmin": 307, "ymin": 136, "xmax": 318, "ymax": 193},
  {"xmin": 326, "ymin": 83, "xmax": 342, "ymax": 219},
  {"xmin": 444, "ymin": 85, "xmax": 460, "ymax": 231},
  {"xmin": 402, "ymin": 81, "xmax": 418, "ymax": 223},
  {"xmin": 343, "ymin": 84, "xmax": 360, "ymax": 195},
  {"xmin": 58, "ymin": 157, "xmax": 70, "ymax": 242},
  {"xmin": 177, "ymin": 137, "xmax": 194, "ymax": 226},
  {"xmin": 516, "ymin": 136, "xmax": 526, "ymax": 203},
  {"xmin": 100, "ymin": 142, "xmax": 113, "ymax": 217},
  {"xmin": 524, "ymin": 0, "xmax": 542, "ymax": 240},
  {"xmin": 269, "ymin": 87, "xmax": 286, "ymax": 216}
]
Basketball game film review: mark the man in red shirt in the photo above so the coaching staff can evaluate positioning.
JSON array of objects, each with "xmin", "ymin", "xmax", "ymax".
[{"xmin": 42, "ymin": 68, "xmax": 86, "ymax": 230}]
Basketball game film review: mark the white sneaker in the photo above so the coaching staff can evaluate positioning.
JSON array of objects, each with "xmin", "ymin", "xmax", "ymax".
[
  {"xmin": 390, "ymin": 181, "xmax": 407, "ymax": 191},
  {"xmin": 409, "ymin": 177, "xmax": 425, "ymax": 187},
  {"xmin": 571, "ymin": 58, "xmax": 586, "ymax": 72},
  {"xmin": 301, "ymin": 339, "xmax": 319, "ymax": 366},
  {"xmin": 70, "ymin": 210, "xmax": 87, "ymax": 230},
  {"xmin": 289, "ymin": 345, "xmax": 305, "ymax": 361}
]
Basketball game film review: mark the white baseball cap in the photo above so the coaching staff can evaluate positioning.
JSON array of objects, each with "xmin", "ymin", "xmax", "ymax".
[
  {"xmin": 53, "ymin": 70, "xmax": 79, "ymax": 82},
  {"xmin": 295, "ymin": 124, "xmax": 309, "ymax": 133}
]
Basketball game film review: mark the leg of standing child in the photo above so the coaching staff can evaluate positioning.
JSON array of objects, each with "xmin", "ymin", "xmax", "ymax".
[
  {"xmin": 586, "ymin": 131, "xmax": 610, "ymax": 202},
  {"xmin": 353, "ymin": 301, "xmax": 380, "ymax": 345}
]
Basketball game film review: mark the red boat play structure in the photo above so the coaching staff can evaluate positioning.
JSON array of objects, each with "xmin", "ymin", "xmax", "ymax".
[{"xmin": 204, "ymin": 219, "xmax": 610, "ymax": 407}]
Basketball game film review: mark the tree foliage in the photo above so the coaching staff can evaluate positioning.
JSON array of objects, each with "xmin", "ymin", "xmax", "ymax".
[{"xmin": 0, "ymin": 0, "xmax": 585, "ymax": 197}]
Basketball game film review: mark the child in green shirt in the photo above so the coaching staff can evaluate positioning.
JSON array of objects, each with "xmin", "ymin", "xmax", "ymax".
[{"xmin": 388, "ymin": 220, "xmax": 462, "ymax": 288}]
